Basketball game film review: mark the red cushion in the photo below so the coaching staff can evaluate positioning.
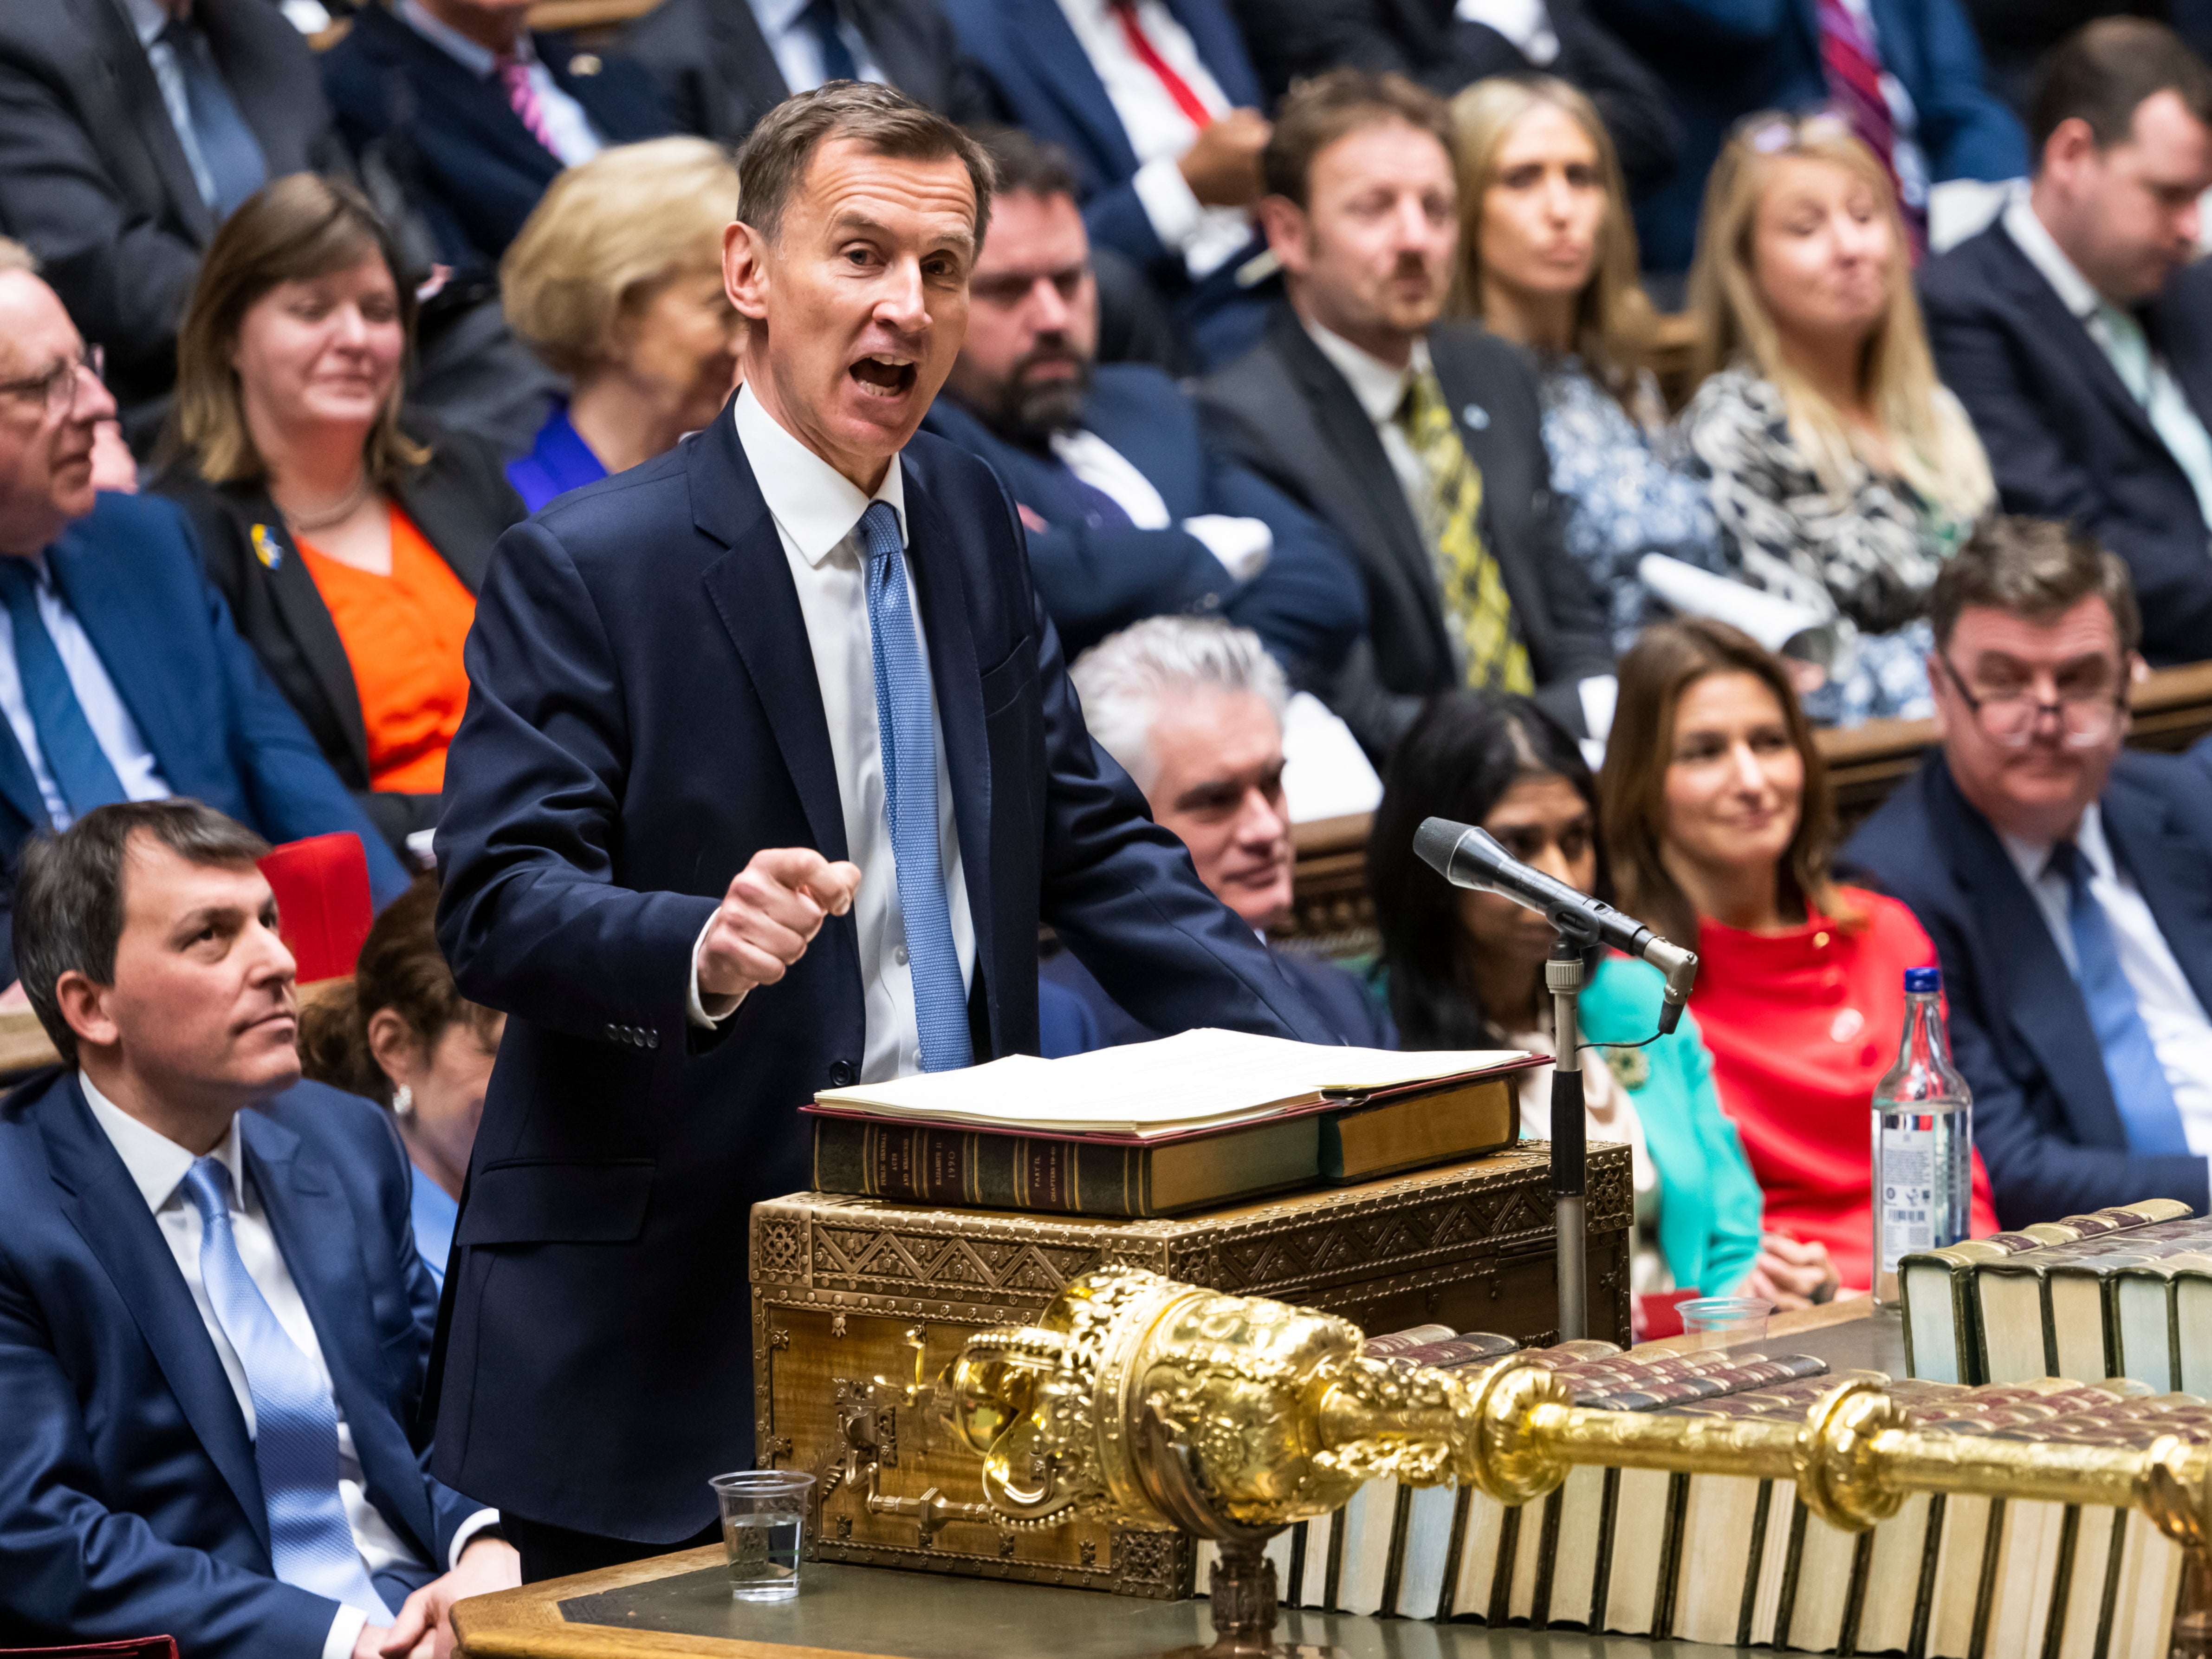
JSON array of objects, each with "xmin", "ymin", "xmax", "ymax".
[
  {"xmin": 258, "ymin": 834, "xmax": 374, "ymax": 984},
  {"xmin": 2, "ymin": 1641, "xmax": 179, "ymax": 1658}
]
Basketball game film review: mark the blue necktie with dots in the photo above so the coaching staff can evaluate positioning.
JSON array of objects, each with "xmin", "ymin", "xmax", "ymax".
[{"xmin": 859, "ymin": 502, "xmax": 971, "ymax": 1072}]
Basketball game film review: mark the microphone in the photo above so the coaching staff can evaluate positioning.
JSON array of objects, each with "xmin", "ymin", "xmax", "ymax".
[{"xmin": 1414, "ymin": 816, "xmax": 1700, "ymax": 1034}]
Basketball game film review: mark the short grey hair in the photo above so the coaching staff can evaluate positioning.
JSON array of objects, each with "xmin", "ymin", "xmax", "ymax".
[
  {"xmin": 735, "ymin": 81, "xmax": 993, "ymax": 248},
  {"xmin": 1069, "ymin": 618, "xmax": 1288, "ymax": 794}
]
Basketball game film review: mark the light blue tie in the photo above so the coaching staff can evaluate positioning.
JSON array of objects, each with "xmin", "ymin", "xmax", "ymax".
[
  {"xmin": 181, "ymin": 1158, "xmax": 393, "ymax": 1619},
  {"xmin": 859, "ymin": 501, "xmax": 972, "ymax": 1073},
  {"xmin": 0, "ymin": 560, "xmax": 126, "ymax": 825},
  {"xmin": 161, "ymin": 15, "xmax": 269, "ymax": 218},
  {"xmin": 2048, "ymin": 842, "xmax": 2192, "ymax": 1155}
]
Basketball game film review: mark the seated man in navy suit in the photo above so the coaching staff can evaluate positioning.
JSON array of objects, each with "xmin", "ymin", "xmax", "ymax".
[
  {"xmin": 0, "ymin": 249, "xmax": 405, "ymax": 982},
  {"xmin": 940, "ymin": 0, "xmax": 1277, "ymax": 366},
  {"xmin": 322, "ymin": 0, "xmax": 670, "ymax": 273},
  {"xmin": 1044, "ymin": 616, "xmax": 1395, "ymax": 1051},
  {"xmin": 1922, "ymin": 20, "xmax": 2212, "ymax": 668},
  {"xmin": 923, "ymin": 126, "xmax": 1364, "ymax": 682},
  {"xmin": 0, "ymin": 800, "xmax": 518, "ymax": 1656},
  {"xmin": 1842, "ymin": 517, "xmax": 2212, "ymax": 1225}
]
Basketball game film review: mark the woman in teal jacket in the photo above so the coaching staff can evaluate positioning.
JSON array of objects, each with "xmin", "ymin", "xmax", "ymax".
[{"xmin": 1369, "ymin": 690, "xmax": 1789, "ymax": 1303}]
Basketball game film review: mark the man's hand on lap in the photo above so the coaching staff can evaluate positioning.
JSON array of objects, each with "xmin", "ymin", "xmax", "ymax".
[{"xmin": 379, "ymin": 1538, "xmax": 524, "ymax": 1659}]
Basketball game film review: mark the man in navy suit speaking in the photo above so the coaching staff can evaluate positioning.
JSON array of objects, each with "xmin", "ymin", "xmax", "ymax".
[
  {"xmin": 432, "ymin": 82, "xmax": 1334, "ymax": 1582},
  {"xmin": 924, "ymin": 125, "xmax": 1365, "ymax": 681}
]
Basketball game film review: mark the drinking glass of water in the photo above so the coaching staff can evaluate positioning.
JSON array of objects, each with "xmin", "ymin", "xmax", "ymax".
[{"xmin": 711, "ymin": 1470, "xmax": 815, "ymax": 1602}]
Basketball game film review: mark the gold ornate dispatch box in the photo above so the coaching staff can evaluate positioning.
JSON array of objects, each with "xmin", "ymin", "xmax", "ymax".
[{"xmin": 750, "ymin": 1140, "xmax": 1633, "ymax": 1598}]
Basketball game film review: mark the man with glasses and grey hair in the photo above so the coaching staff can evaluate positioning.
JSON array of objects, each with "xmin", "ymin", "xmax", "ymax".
[
  {"xmin": 1843, "ymin": 514, "xmax": 2212, "ymax": 1226},
  {"xmin": 1046, "ymin": 615, "xmax": 1394, "ymax": 1051}
]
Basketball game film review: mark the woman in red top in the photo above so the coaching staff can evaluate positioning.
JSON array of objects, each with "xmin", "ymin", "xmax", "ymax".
[{"xmin": 1601, "ymin": 619, "xmax": 1998, "ymax": 1291}]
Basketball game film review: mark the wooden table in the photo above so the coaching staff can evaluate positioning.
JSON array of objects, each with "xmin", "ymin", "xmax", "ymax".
[{"xmin": 452, "ymin": 1306, "xmax": 1894, "ymax": 1659}]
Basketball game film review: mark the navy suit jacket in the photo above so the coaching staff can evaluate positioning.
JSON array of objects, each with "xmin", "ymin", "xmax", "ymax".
[
  {"xmin": 1840, "ymin": 751, "xmax": 2212, "ymax": 1227},
  {"xmin": 0, "ymin": 494, "xmax": 405, "ymax": 970},
  {"xmin": 430, "ymin": 400, "xmax": 1332, "ymax": 1542},
  {"xmin": 921, "ymin": 363, "xmax": 1364, "ymax": 677},
  {"xmin": 322, "ymin": 4, "xmax": 671, "ymax": 273},
  {"xmin": 0, "ymin": 1074, "xmax": 479, "ymax": 1653},
  {"xmin": 1042, "ymin": 940, "xmax": 1395, "ymax": 1051},
  {"xmin": 1590, "ymin": 0, "xmax": 2025, "ymax": 273},
  {"xmin": 1923, "ymin": 225, "xmax": 2212, "ymax": 667},
  {"xmin": 940, "ymin": 0, "xmax": 1271, "ymax": 364}
]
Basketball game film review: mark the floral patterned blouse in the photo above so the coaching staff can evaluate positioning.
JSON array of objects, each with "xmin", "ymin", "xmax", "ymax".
[
  {"xmin": 1682, "ymin": 366, "xmax": 1980, "ymax": 725},
  {"xmin": 1537, "ymin": 356, "xmax": 1726, "ymax": 654}
]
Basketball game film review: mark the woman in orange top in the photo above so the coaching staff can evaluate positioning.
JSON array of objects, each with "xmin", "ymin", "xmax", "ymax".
[
  {"xmin": 1601, "ymin": 619, "xmax": 2000, "ymax": 1293},
  {"xmin": 155, "ymin": 176, "xmax": 524, "ymax": 859}
]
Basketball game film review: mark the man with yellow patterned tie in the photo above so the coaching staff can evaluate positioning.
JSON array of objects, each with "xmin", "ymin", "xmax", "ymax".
[{"xmin": 1201, "ymin": 68, "xmax": 1615, "ymax": 761}]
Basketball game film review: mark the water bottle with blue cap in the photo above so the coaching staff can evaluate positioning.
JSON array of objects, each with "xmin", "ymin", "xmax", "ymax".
[{"xmin": 1871, "ymin": 965, "xmax": 1975, "ymax": 1306}]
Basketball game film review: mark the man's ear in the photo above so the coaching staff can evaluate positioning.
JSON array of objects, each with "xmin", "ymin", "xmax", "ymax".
[
  {"xmin": 1255, "ymin": 195, "xmax": 1310, "ymax": 276},
  {"xmin": 53, "ymin": 969, "xmax": 118, "ymax": 1053},
  {"xmin": 2040, "ymin": 116, "xmax": 2099, "ymax": 189},
  {"xmin": 1926, "ymin": 652, "xmax": 1953, "ymax": 742},
  {"xmin": 723, "ymin": 219, "xmax": 771, "ymax": 325}
]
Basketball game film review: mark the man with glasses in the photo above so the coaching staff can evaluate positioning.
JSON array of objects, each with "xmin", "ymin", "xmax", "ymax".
[
  {"xmin": 1844, "ymin": 515, "xmax": 2212, "ymax": 1225},
  {"xmin": 0, "ymin": 241, "xmax": 404, "ymax": 986},
  {"xmin": 921, "ymin": 125, "xmax": 1363, "ymax": 677}
]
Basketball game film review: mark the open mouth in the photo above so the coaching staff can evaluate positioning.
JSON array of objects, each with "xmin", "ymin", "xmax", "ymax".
[{"xmin": 850, "ymin": 354, "xmax": 918, "ymax": 399}]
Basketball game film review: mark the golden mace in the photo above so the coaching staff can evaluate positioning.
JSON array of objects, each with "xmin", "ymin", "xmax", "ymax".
[{"xmin": 915, "ymin": 1266, "xmax": 2212, "ymax": 1658}]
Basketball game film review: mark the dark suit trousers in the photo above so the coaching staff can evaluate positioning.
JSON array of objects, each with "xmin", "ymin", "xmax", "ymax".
[{"xmin": 511, "ymin": 1514, "xmax": 721, "ymax": 1584}]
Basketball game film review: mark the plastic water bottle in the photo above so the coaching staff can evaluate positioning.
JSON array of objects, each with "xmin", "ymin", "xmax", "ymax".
[{"xmin": 1871, "ymin": 966, "xmax": 1975, "ymax": 1307}]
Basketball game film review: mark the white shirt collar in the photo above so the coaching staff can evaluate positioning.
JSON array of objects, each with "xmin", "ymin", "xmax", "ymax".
[
  {"xmin": 2002, "ymin": 187, "xmax": 2104, "ymax": 323},
  {"xmin": 397, "ymin": 0, "xmax": 534, "ymax": 76},
  {"xmin": 748, "ymin": 0, "xmax": 812, "ymax": 34},
  {"xmin": 121, "ymin": 0, "xmax": 171, "ymax": 51},
  {"xmin": 1300, "ymin": 315, "xmax": 1433, "ymax": 428},
  {"xmin": 1998, "ymin": 800, "xmax": 2113, "ymax": 891},
  {"xmin": 81, "ymin": 1070, "xmax": 246, "ymax": 1215},
  {"xmin": 731, "ymin": 383, "xmax": 907, "ymax": 568}
]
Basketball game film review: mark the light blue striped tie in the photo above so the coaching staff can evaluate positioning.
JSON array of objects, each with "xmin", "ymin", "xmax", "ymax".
[
  {"xmin": 182, "ymin": 1158, "xmax": 392, "ymax": 1619},
  {"xmin": 859, "ymin": 501, "xmax": 972, "ymax": 1073}
]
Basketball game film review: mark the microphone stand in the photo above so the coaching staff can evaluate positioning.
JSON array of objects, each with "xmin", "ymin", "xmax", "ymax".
[{"xmin": 1546, "ymin": 922, "xmax": 1600, "ymax": 1342}]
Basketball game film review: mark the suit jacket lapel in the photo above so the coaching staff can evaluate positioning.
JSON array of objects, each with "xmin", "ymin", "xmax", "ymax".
[
  {"xmin": 38, "ymin": 1077, "xmax": 269, "ymax": 1555},
  {"xmin": 396, "ymin": 465, "xmax": 494, "ymax": 592},
  {"xmin": 92, "ymin": 0, "xmax": 216, "ymax": 245},
  {"xmin": 1161, "ymin": 0, "xmax": 1258, "ymax": 108},
  {"xmin": 242, "ymin": 1112, "xmax": 434, "ymax": 1559},
  {"xmin": 2103, "ymin": 768, "xmax": 2212, "ymax": 1019},
  {"xmin": 707, "ymin": 0, "xmax": 794, "ymax": 120},
  {"xmin": 0, "ymin": 697, "xmax": 52, "ymax": 835},
  {"xmin": 1928, "ymin": 759, "xmax": 2131, "ymax": 1149},
  {"xmin": 1987, "ymin": 227, "xmax": 2167, "ymax": 455},
  {"xmin": 233, "ymin": 501, "xmax": 374, "ymax": 786},
  {"xmin": 899, "ymin": 471, "xmax": 995, "ymax": 983},
  {"xmin": 688, "ymin": 417, "xmax": 849, "ymax": 865},
  {"xmin": 47, "ymin": 533, "xmax": 196, "ymax": 786},
  {"xmin": 1008, "ymin": 0, "xmax": 1141, "ymax": 183}
]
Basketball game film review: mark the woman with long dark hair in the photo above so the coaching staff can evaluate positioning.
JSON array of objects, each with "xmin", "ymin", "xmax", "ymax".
[{"xmin": 1369, "ymin": 689, "xmax": 1774, "ymax": 1301}]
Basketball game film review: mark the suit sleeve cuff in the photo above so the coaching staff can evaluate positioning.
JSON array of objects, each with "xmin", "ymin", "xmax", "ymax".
[
  {"xmin": 449, "ymin": 1508, "xmax": 504, "ymax": 1572},
  {"xmin": 324, "ymin": 1604, "xmax": 368, "ymax": 1659},
  {"xmin": 1132, "ymin": 155, "xmax": 1207, "ymax": 257},
  {"xmin": 687, "ymin": 910, "xmax": 744, "ymax": 1028},
  {"xmin": 1181, "ymin": 514, "xmax": 1273, "ymax": 582}
]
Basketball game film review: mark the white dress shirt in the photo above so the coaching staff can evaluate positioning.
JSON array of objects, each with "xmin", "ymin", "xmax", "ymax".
[
  {"xmin": 2004, "ymin": 190, "xmax": 2212, "ymax": 535},
  {"xmin": 82, "ymin": 1080, "xmax": 497, "ymax": 1657},
  {"xmin": 397, "ymin": 0, "xmax": 603, "ymax": 167},
  {"xmin": 1455, "ymin": 0, "xmax": 1558, "ymax": 64},
  {"xmin": 0, "ymin": 554, "xmax": 172, "ymax": 828},
  {"xmin": 1051, "ymin": 0, "xmax": 1251, "ymax": 279},
  {"xmin": 120, "ymin": 0, "xmax": 225, "ymax": 211},
  {"xmin": 1998, "ymin": 804, "xmax": 2212, "ymax": 1154},
  {"xmin": 1047, "ymin": 429, "xmax": 1272, "ymax": 580},
  {"xmin": 690, "ymin": 389, "xmax": 976, "ymax": 1084},
  {"xmin": 746, "ymin": 0, "xmax": 888, "ymax": 92}
]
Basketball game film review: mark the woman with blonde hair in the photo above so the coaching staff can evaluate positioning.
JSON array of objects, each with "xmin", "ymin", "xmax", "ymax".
[
  {"xmin": 1449, "ymin": 75, "xmax": 1724, "ymax": 652},
  {"xmin": 503, "ymin": 137, "xmax": 745, "ymax": 509},
  {"xmin": 1600, "ymin": 618, "xmax": 1998, "ymax": 1292},
  {"xmin": 154, "ymin": 174, "xmax": 523, "ymax": 858},
  {"xmin": 1681, "ymin": 112, "xmax": 1995, "ymax": 726}
]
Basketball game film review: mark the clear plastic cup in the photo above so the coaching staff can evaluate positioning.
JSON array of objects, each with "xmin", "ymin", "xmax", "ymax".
[
  {"xmin": 1676, "ymin": 1295, "xmax": 1773, "ymax": 1351},
  {"xmin": 711, "ymin": 1470, "xmax": 815, "ymax": 1601}
]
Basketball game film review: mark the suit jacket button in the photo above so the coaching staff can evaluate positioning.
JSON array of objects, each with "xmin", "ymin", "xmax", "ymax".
[
  {"xmin": 646, "ymin": 1031, "xmax": 661, "ymax": 1050},
  {"xmin": 828, "ymin": 1060, "xmax": 857, "ymax": 1087}
]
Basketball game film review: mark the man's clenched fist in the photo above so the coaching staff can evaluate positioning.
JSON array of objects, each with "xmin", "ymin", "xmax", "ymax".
[{"xmin": 696, "ymin": 848, "xmax": 863, "ymax": 1016}]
